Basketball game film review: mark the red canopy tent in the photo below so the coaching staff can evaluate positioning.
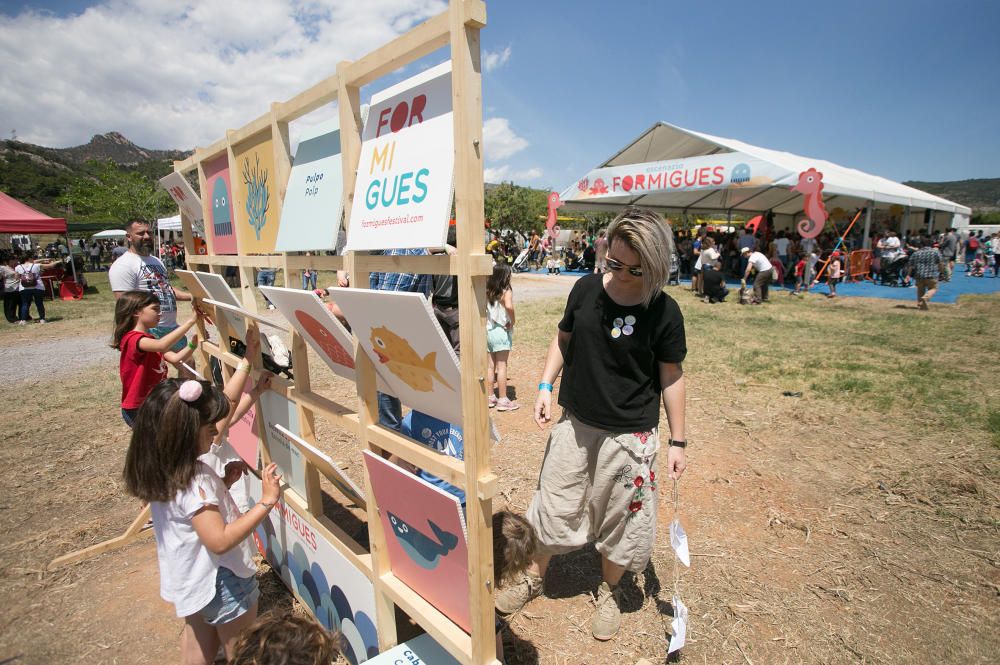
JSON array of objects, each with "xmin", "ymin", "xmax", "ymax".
[{"xmin": 0, "ymin": 192, "xmax": 67, "ymax": 233}]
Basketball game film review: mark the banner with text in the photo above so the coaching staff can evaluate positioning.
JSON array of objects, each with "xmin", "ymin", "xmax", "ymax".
[
  {"xmin": 560, "ymin": 153, "xmax": 793, "ymax": 202},
  {"xmin": 346, "ymin": 62, "xmax": 454, "ymax": 251},
  {"xmin": 276, "ymin": 118, "xmax": 345, "ymax": 251}
]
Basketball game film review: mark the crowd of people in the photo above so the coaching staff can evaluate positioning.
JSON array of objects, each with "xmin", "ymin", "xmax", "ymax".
[
  {"xmin": 93, "ymin": 208, "xmax": 689, "ymax": 663},
  {"xmin": 20, "ymin": 209, "xmax": 994, "ymax": 662}
]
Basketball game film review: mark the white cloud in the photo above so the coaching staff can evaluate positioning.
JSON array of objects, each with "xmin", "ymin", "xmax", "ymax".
[
  {"xmin": 484, "ymin": 164, "xmax": 543, "ymax": 183},
  {"xmin": 482, "ymin": 45, "xmax": 510, "ymax": 72},
  {"xmin": 0, "ymin": 0, "xmax": 447, "ymax": 149},
  {"xmin": 482, "ymin": 117, "xmax": 527, "ymax": 162}
]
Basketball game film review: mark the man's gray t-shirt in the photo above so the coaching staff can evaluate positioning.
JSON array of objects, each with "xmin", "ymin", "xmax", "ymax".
[{"xmin": 108, "ymin": 252, "xmax": 178, "ymax": 328}]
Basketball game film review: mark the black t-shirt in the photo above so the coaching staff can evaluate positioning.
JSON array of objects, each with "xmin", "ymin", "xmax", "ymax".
[
  {"xmin": 702, "ymin": 268, "xmax": 726, "ymax": 298},
  {"xmin": 557, "ymin": 274, "xmax": 686, "ymax": 431}
]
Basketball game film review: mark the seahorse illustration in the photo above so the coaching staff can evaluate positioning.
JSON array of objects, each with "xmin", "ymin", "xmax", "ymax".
[{"xmin": 791, "ymin": 168, "xmax": 827, "ymax": 239}]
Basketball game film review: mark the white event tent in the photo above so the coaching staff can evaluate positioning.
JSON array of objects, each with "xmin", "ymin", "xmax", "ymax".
[
  {"xmin": 559, "ymin": 122, "xmax": 971, "ymax": 244},
  {"xmin": 155, "ymin": 215, "xmax": 183, "ymax": 253}
]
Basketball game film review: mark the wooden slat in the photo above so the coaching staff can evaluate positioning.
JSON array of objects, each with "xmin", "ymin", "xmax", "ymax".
[
  {"xmin": 273, "ymin": 71, "xmax": 341, "ymax": 123},
  {"xmin": 186, "ymin": 254, "xmax": 285, "ymax": 268},
  {"xmin": 48, "ymin": 505, "xmax": 153, "ymax": 570},
  {"xmin": 227, "ymin": 114, "xmax": 272, "ymax": 148},
  {"xmin": 449, "ymin": 1, "xmax": 495, "ymax": 662},
  {"xmin": 287, "ymin": 387, "xmax": 359, "ymax": 433},
  {"xmin": 185, "ymin": 252, "xmax": 492, "ymax": 276},
  {"xmin": 343, "ymin": 12, "xmax": 452, "ymax": 88},
  {"xmin": 204, "ymin": 298, "xmax": 290, "ymax": 331},
  {"xmin": 378, "ymin": 571, "xmax": 477, "ymax": 665}
]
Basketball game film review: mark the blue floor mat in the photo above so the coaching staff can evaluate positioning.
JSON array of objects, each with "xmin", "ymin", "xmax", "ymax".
[{"xmin": 523, "ymin": 265, "xmax": 1000, "ymax": 304}]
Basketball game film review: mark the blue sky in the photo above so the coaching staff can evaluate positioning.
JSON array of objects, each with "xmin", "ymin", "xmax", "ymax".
[{"xmin": 1, "ymin": 0, "xmax": 997, "ymax": 188}]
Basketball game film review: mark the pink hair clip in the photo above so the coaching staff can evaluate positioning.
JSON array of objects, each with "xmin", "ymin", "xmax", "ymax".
[{"xmin": 178, "ymin": 380, "xmax": 203, "ymax": 402}]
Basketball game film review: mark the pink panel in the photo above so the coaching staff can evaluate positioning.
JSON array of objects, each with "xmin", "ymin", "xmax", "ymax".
[
  {"xmin": 363, "ymin": 452, "xmax": 470, "ymax": 632},
  {"xmin": 204, "ymin": 155, "xmax": 238, "ymax": 254}
]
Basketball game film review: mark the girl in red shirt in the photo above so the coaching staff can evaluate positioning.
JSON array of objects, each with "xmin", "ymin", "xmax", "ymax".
[{"xmin": 113, "ymin": 291, "xmax": 201, "ymax": 427}]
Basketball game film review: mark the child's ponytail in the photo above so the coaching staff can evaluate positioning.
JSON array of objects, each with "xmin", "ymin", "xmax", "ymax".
[{"xmin": 123, "ymin": 379, "xmax": 230, "ymax": 502}]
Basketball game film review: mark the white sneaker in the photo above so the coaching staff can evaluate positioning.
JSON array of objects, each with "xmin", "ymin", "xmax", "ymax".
[
  {"xmin": 38, "ymin": 319, "xmax": 46, "ymax": 324},
  {"xmin": 17, "ymin": 320, "xmax": 26, "ymax": 326},
  {"xmin": 496, "ymin": 397, "xmax": 519, "ymax": 412}
]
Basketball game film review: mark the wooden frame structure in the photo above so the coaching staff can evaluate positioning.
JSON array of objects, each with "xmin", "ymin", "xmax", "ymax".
[{"xmin": 173, "ymin": 2, "xmax": 494, "ymax": 663}]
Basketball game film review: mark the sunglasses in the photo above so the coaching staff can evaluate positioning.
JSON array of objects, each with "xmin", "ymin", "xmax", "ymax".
[{"xmin": 606, "ymin": 257, "xmax": 643, "ymax": 277}]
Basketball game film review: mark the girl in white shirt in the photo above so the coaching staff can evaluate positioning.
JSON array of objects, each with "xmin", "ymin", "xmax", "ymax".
[{"xmin": 123, "ymin": 340, "xmax": 281, "ymax": 665}]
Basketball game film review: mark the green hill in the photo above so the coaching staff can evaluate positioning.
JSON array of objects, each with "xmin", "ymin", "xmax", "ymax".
[
  {"xmin": 0, "ymin": 133, "xmax": 190, "ymax": 222},
  {"xmin": 903, "ymin": 178, "xmax": 1000, "ymax": 212}
]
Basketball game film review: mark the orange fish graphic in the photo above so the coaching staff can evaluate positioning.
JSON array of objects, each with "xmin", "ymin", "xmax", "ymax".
[{"xmin": 370, "ymin": 326, "xmax": 454, "ymax": 392}]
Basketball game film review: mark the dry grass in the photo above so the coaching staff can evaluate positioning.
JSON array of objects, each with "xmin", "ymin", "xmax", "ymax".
[{"xmin": 0, "ymin": 278, "xmax": 997, "ymax": 664}]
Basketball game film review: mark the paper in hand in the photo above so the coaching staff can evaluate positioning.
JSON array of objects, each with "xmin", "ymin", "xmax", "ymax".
[
  {"xmin": 670, "ymin": 517, "xmax": 690, "ymax": 567},
  {"xmin": 668, "ymin": 595, "xmax": 688, "ymax": 654}
]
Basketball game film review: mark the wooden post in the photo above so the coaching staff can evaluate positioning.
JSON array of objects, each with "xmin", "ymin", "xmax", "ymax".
[
  {"xmin": 449, "ymin": 1, "xmax": 495, "ymax": 664},
  {"xmin": 337, "ymin": 57, "xmax": 398, "ymax": 650}
]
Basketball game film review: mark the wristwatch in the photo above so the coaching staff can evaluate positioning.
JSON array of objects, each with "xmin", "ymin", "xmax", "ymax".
[{"xmin": 668, "ymin": 439, "xmax": 687, "ymax": 448}]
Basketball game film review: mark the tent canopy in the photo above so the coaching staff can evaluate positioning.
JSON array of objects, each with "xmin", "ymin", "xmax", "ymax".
[
  {"xmin": 0, "ymin": 192, "xmax": 67, "ymax": 234},
  {"xmin": 157, "ymin": 215, "xmax": 182, "ymax": 231},
  {"xmin": 91, "ymin": 229, "xmax": 127, "ymax": 239},
  {"xmin": 559, "ymin": 122, "xmax": 971, "ymax": 221}
]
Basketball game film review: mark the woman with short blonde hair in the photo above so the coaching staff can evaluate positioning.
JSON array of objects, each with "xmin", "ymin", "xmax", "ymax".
[{"xmin": 495, "ymin": 207, "xmax": 688, "ymax": 642}]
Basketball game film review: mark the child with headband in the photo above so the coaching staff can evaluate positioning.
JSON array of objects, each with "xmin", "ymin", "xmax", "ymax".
[{"xmin": 123, "ymin": 332, "xmax": 280, "ymax": 665}]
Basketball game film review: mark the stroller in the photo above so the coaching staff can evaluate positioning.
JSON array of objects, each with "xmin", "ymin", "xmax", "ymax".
[
  {"xmin": 880, "ymin": 253, "xmax": 909, "ymax": 286},
  {"xmin": 511, "ymin": 248, "xmax": 531, "ymax": 273}
]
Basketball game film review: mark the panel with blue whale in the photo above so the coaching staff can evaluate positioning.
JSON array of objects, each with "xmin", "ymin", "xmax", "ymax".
[{"xmin": 363, "ymin": 451, "xmax": 472, "ymax": 633}]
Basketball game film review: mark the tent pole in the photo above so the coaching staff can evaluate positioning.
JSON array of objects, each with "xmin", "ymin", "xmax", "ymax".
[
  {"xmin": 900, "ymin": 206, "xmax": 910, "ymax": 241},
  {"xmin": 862, "ymin": 203, "xmax": 873, "ymax": 249},
  {"xmin": 927, "ymin": 210, "xmax": 935, "ymax": 235},
  {"xmin": 65, "ymin": 234, "xmax": 78, "ymax": 284}
]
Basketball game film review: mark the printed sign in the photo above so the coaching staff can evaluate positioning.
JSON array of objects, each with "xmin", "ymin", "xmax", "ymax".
[
  {"xmin": 363, "ymin": 634, "xmax": 460, "ymax": 665},
  {"xmin": 276, "ymin": 118, "xmax": 345, "ymax": 251},
  {"xmin": 560, "ymin": 154, "xmax": 793, "ymax": 202},
  {"xmin": 259, "ymin": 390, "xmax": 308, "ymax": 501},
  {"xmin": 158, "ymin": 171, "xmax": 203, "ymax": 222},
  {"xmin": 247, "ymin": 474, "xmax": 378, "ymax": 665},
  {"xmin": 331, "ymin": 288, "xmax": 462, "ymax": 425},
  {"xmin": 346, "ymin": 62, "xmax": 454, "ymax": 251},
  {"xmin": 232, "ymin": 132, "xmax": 281, "ymax": 253},
  {"xmin": 274, "ymin": 423, "xmax": 366, "ymax": 510},
  {"xmin": 194, "ymin": 271, "xmax": 249, "ymax": 342},
  {"xmin": 258, "ymin": 286, "xmax": 356, "ymax": 381},
  {"xmin": 202, "ymin": 154, "xmax": 238, "ymax": 254},
  {"xmin": 363, "ymin": 451, "xmax": 471, "ymax": 633}
]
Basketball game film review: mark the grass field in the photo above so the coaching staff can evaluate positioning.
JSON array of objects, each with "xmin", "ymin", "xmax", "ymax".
[{"xmin": 0, "ymin": 273, "xmax": 997, "ymax": 664}]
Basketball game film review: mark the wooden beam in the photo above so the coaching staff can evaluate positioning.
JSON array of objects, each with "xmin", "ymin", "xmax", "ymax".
[
  {"xmin": 449, "ymin": 0, "xmax": 495, "ymax": 662},
  {"xmin": 186, "ymin": 254, "xmax": 285, "ymax": 268},
  {"xmin": 287, "ymin": 387, "xmax": 359, "ymax": 433},
  {"xmin": 48, "ymin": 504, "xmax": 153, "ymax": 570},
  {"xmin": 343, "ymin": 13, "xmax": 452, "ymax": 88},
  {"xmin": 378, "ymin": 571, "xmax": 479, "ymax": 665},
  {"xmin": 274, "ymin": 71, "xmax": 341, "ymax": 123}
]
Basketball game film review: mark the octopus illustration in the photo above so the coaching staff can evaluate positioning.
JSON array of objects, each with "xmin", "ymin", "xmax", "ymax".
[
  {"xmin": 370, "ymin": 326, "xmax": 453, "ymax": 392},
  {"xmin": 791, "ymin": 168, "xmax": 828, "ymax": 239}
]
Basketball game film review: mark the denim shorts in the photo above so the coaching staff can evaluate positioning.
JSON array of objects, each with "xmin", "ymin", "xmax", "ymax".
[
  {"xmin": 121, "ymin": 408, "xmax": 139, "ymax": 428},
  {"xmin": 199, "ymin": 567, "xmax": 259, "ymax": 626}
]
